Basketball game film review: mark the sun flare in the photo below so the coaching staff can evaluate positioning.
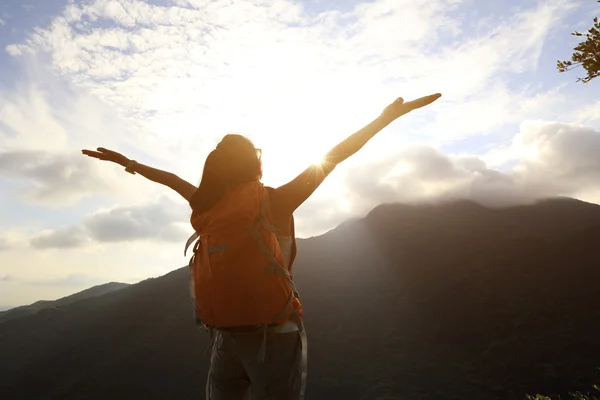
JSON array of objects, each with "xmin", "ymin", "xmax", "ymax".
[
  {"xmin": 300, "ymin": 145, "xmax": 327, "ymax": 167},
  {"xmin": 311, "ymin": 154, "xmax": 325, "ymax": 166}
]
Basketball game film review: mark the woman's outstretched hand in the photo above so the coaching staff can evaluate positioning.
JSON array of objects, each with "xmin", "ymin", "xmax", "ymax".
[
  {"xmin": 82, "ymin": 147, "xmax": 129, "ymax": 167},
  {"xmin": 82, "ymin": 147, "xmax": 197, "ymax": 201},
  {"xmin": 381, "ymin": 93, "xmax": 442, "ymax": 121}
]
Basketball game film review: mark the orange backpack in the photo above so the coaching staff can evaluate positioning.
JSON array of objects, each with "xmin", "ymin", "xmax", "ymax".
[{"xmin": 184, "ymin": 181, "xmax": 299, "ymax": 328}]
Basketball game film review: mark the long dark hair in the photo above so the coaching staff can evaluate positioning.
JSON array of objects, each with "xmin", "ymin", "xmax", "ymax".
[{"xmin": 190, "ymin": 134, "xmax": 262, "ymax": 216}]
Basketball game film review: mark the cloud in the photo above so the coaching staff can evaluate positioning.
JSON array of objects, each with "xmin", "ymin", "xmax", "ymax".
[
  {"xmin": 5, "ymin": 0, "xmax": 579, "ymax": 148},
  {"xmin": 513, "ymin": 121, "xmax": 600, "ymax": 192},
  {"xmin": 30, "ymin": 196, "xmax": 192, "ymax": 249},
  {"xmin": 83, "ymin": 197, "xmax": 190, "ymax": 242},
  {"xmin": 0, "ymin": 56, "xmax": 149, "ymax": 154},
  {"xmin": 575, "ymin": 99, "xmax": 600, "ymax": 123},
  {"xmin": 0, "ymin": 150, "xmax": 113, "ymax": 206},
  {"xmin": 0, "ymin": 237, "xmax": 11, "ymax": 252},
  {"xmin": 28, "ymin": 273, "xmax": 99, "ymax": 287},
  {"xmin": 2, "ymin": 0, "xmax": 587, "ymax": 197},
  {"xmin": 2, "ymin": 272, "xmax": 106, "ymax": 288},
  {"xmin": 0, "ymin": 59, "xmax": 162, "ymax": 207},
  {"xmin": 341, "ymin": 121, "xmax": 600, "ymax": 215},
  {"xmin": 31, "ymin": 226, "xmax": 88, "ymax": 249}
]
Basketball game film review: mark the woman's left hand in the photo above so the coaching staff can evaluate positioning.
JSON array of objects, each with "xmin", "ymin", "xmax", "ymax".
[{"xmin": 381, "ymin": 93, "xmax": 442, "ymax": 120}]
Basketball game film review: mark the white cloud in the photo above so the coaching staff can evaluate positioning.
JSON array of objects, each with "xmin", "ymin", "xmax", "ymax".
[
  {"xmin": 30, "ymin": 196, "xmax": 192, "ymax": 249},
  {"xmin": 575, "ymin": 99, "xmax": 600, "ymax": 123},
  {"xmin": 0, "ymin": 0, "xmax": 590, "ymax": 213},
  {"xmin": 6, "ymin": 0, "xmax": 579, "ymax": 152},
  {"xmin": 0, "ymin": 58, "xmax": 190, "ymax": 207},
  {"xmin": 5, "ymin": 44, "xmax": 22, "ymax": 56},
  {"xmin": 27, "ymin": 273, "xmax": 99, "ymax": 287},
  {"xmin": 0, "ymin": 236, "xmax": 12, "ymax": 252},
  {"xmin": 0, "ymin": 84, "xmax": 70, "ymax": 151},
  {"xmin": 31, "ymin": 226, "xmax": 89, "ymax": 249},
  {"xmin": 0, "ymin": 233, "xmax": 187, "ymax": 307},
  {"xmin": 1, "ymin": 0, "xmax": 590, "ymax": 227},
  {"xmin": 0, "ymin": 150, "xmax": 113, "ymax": 206},
  {"xmin": 83, "ymin": 197, "xmax": 190, "ymax": 243},
  {"xmin": 341, "ymin": 121, "xmax": 600, "ymax": 216}
]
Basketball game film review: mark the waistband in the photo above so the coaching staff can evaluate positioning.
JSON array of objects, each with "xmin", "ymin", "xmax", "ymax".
[{"xmin": 217, "ymin": 320, "xmax": 298, "ymax": 334}]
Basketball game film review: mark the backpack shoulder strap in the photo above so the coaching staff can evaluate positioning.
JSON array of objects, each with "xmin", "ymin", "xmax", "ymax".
[{"xmin": 184, "ymin": 231, "xmax": 199, "ymax": 257}]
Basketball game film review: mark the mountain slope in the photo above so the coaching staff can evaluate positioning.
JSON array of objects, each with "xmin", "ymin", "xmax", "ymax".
[
  {"xmin": 1, "ymin": 198, "xmax": 600, "ymax": 400},
  {"xmin": 0, "ymin": 282, "xmax": 130, "ymax": 324}
]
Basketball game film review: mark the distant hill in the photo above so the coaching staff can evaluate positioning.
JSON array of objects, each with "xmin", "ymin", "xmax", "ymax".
[
  {"xmin": 1, "ymin": 198, "xmax": 600, "ymax": 399},
  {"xmin": 0, "ymin": 282, "xmax": 129, "ymax": 324}
]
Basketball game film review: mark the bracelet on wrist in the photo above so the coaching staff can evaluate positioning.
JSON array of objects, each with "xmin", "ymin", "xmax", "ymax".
[{"xmin": 125, "ymin": 159, "xmax": 137, "ymax": 175}]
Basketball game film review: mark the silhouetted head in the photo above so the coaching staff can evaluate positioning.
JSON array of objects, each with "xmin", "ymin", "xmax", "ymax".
[{"xmin": 190, "ymin": 134, "xmax": 262, "ymax": 216}]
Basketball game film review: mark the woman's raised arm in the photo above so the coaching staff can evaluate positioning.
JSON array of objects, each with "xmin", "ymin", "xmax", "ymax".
[
  {"xmin": 272, "ymin": 93, "xmax": 442, "ymax": 214},
  {"xmin": 81, "ymin": 147, "xmax": 197, "ymax": 202}
]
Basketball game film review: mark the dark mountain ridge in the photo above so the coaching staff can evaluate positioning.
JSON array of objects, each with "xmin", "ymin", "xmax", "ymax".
[
  {"xmin": 1, "ymin": 197, "xmax": 600, "ymax": 399},
  {"xmin": 0, "ymin": 282, "xmax": 129, "ymax": 324}
]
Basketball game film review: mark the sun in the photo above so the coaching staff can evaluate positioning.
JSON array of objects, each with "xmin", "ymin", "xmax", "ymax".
[
  {"xmin": 311, "ymin": 154, "xmax": 325, "ymax": 166},
  {"xmin": 301, "ymin": 145, "xmax": 326, "ymax": 167},
  {"xmin": 259, "ymin": 142, "xmax": 330, "ymax": 187}
]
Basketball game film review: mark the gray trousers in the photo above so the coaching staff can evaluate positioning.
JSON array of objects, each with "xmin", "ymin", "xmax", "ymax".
[{"xmin": 206, "ymin": 328, "xmax": 303, "ymax": 400}]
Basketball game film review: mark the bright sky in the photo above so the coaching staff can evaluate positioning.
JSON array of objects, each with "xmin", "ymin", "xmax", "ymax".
[{"xmin": 1, "ymin": 0, "xmax": 599, "ymax": 309}]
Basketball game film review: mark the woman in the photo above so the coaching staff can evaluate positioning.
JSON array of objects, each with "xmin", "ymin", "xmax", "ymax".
[{"xmin": 82, "ymin": 93, "xmax": 441, "ymax": 400}]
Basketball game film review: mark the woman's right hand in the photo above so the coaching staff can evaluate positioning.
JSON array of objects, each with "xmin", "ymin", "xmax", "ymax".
[{"xmin": 82, "ymin": 147, "xmax": 129, "ymax": 167}]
